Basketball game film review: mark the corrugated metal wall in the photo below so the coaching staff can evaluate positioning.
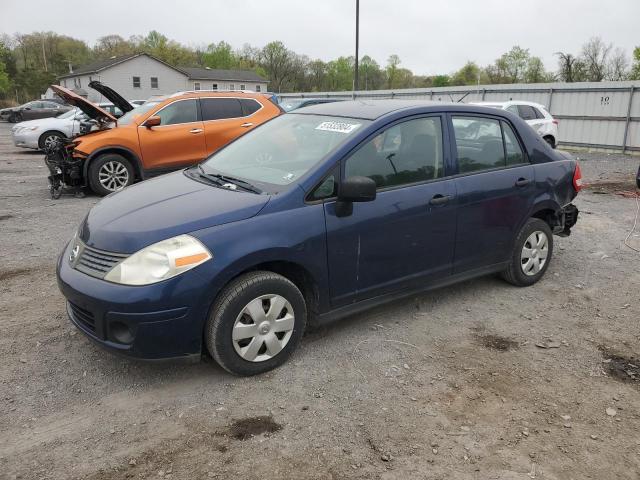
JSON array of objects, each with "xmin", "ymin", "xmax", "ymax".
[{"xmin": 279, "ymin": 81, "xmax": 639, "ymax": 153}]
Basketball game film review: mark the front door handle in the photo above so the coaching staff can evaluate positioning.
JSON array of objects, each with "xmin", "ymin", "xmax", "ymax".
[
  {"xmin": 515, "ymin": 178, "xmax": 531, "ymax": 187},
  {"xmin": 429, "ymin": 194, "xmax": 453, "ymax": 206},
  {"xmin": 189, "ymin": 128, "xmax": 203, "ymax": 134},
  {"xmin": 241, "ymin": 122, "xmax": 254, "ymax": 128}
]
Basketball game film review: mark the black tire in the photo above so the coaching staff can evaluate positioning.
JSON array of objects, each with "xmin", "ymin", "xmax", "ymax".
[
  {"xmin": 88, "ymin": 153, "xmax": 134, "ymax": 196},
  {"xmin": 501, "ymin": 218, "xmax": 554, "ymax": 287},
  {"xmin": 38, "ymin": 131, "xmax": 64, "ymax": 150},
  {"xmin": 543, "ymin": 135, "xmax": 556, "ymax": 149},
  {"xmin": 8, "ymin": 112, "xmax": 22, "ymax": 123},
  {"xmin": 205, "ymin": 271, "xmax": 307, "ymax": 376}
]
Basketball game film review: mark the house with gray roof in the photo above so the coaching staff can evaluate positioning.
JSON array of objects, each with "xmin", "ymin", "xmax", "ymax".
[{"xmin": 55, "ymin": 53, "xmax": 269, "ymax": 102}]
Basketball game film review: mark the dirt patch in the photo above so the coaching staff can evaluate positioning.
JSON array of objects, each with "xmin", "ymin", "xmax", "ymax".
[
  {"xmin": 585, "ymin": 180, "xmax": 638, "ymax": 196},
  {"xmin": 226, "ymin": 416, "xmax": 282, "ymax": 440},
  {"xmin": 0, "ymin": 214, "xmax": 13, "ymax": 221},
  {"xmin": 599, "ymin": 346, "xmax": 640, "ymax": 384},
  {"xmin": 0, "ymin": 267, "xmax": 32, "ymax": 281},
  {"xmin": 477, "ymin": 334, "xmax": 519, "ymax": 351}
]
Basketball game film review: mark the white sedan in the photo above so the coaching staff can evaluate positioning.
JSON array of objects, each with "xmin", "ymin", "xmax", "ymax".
[
  {"xmin": 471, "ymin": 100, "xmax": 559, "ymax": 148},
  {"xmin": 11, "ymin": 103, "xmax": 126, "ymax": 151}
]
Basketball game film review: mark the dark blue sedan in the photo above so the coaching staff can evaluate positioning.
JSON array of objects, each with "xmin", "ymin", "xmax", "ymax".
[{"xmin": 57, "ymin": 100, "xmax": 581, "ymax": 375}]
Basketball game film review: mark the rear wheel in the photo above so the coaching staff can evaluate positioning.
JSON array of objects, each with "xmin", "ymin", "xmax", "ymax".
[
  {"xmin": 543, "ymin": 135, "xmax": 556, "ymax": 149},
  {"xmin": 501, "ymin": 218, "xmax": 553, "ymax": 287},
  {"xmin": 88, "ymin": 153, "xmax": 134, "ymax": 196},
  {"xmin": 38, "ymin": 131, "xmax": 64, "ymax": 150},
  {"xmin": 205, "ymin": 271, "xmax": 307, "ymax": 376}
]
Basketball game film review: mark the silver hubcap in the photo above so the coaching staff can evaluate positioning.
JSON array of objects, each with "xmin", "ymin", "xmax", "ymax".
[
  {"xmin": 44, "ymin": 135, "xmax": 58, "ymax": 149},
  {"xmin": 98, "ymin": 161, "xmax": 129, "ymax": 192},
  {"xmin": 521, "ymin": 230, "xmax": 549, "ymax": 276},
  {"xmin": 232, "ymin": 294, "xmax": 295, "ymax": 362}
]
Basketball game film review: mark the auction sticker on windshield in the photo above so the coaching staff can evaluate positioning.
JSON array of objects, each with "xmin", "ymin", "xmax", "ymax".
[{"xmin": 315, "ymin": 121, "xmax": 361, "ymax": 133}]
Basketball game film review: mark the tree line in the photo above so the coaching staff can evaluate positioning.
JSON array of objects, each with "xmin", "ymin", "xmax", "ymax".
[{"xmin": 0, "ymin": 30, "xmax": 639, "ymax": 104}]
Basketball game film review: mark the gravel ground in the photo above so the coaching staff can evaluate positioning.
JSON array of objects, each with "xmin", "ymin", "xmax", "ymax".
[{"xmin": 0, "ymin": 121, "xmax": 639, "ymax": 480}]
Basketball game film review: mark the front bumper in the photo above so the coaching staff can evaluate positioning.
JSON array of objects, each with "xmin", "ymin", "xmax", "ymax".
[
  {"xmin": 12, "ymin": 131, "xmax": 39, "ymax": 149},
  {"xmin": 56, "ymin": 240, "xmax": 212, "ymax": 360}
]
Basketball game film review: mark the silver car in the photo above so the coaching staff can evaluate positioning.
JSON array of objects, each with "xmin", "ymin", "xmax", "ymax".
[{"xmin": 11, "ymin": 103, "xmax": 126, "ymax": 150}]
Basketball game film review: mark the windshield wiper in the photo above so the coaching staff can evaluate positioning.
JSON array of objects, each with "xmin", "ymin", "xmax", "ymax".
[{"xmin": 196, "ymin": 165, "xmax": 262, "ymax": 194}]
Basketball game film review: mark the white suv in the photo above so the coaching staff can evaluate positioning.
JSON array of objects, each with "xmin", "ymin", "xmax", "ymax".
[{"xmin": 471, "ymin": 101, "xmax": 559, "ymax": 148}]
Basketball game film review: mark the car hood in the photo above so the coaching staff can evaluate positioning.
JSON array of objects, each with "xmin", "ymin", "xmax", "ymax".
[
  {"xmin": 50, "ymin": 85, "xmax": 117, "ymax": 122},
  {"xmin": 13, "ymin": 115, "xmax": 72, "ymax": 130},
  {"xmin": 79, "ymin": 171, "xmax": 270, "ymax": 253},
  {"xmin": 88, "ymin": 81, "xmax": 134, "ymax": 114}
]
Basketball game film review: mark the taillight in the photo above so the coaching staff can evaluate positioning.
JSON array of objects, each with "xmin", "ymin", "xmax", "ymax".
[
  {"xmin": 573, "ymin": 162, "xmax": 583, "ymax": 192},
  {"xmin": 552, "ymin": 119, "xmax": 559, "ymax": 125}
]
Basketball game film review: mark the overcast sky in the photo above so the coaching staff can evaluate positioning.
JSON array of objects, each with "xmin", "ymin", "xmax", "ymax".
[{"xmin": 1, "ymin": 0, "xmax": 638, "ymax": 75}]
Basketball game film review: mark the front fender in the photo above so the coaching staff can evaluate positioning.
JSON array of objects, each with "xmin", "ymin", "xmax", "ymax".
[{"xmin": 190, "ymin": 200, "xmax": 331, "ymax": 318}]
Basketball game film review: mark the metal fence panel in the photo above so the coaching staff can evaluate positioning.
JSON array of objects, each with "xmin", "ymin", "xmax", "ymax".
[{"xmin": 280, "ymin": 81, "xmax": 639, "ymax": 152}]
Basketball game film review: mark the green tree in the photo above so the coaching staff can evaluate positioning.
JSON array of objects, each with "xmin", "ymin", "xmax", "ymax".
[
  {"xmin": 93, "ymin": 35, "xmax": 134, "ymax": 60},
  {"xmin": 259, "ymin": 41, "xmax": 298, "ymax": 92},
  {"xmin": 0, "ymin": 60, "xmax": 10, "ymax": 95},
  {"xmin": 525, "ymin": 56, "xmax": 551, "ymax": 83},
  {"xmin": 326, "ymin": 56, "xmax": 353, "ymax": 91},
  {"xmin": 432, "ymin": 75, "xmax": 450, "ymax": 87},
  {"xmin": 451, "ymin": 61, "xmax": 484, "ymax": 86},
  {"xmin": 499, "ymin": 46, "xmax": 530, "ymax": 83},
  {"xmin": 202, "ymin": 41, "xmax": 237, "ymax": 69},
  {"xmin": 631, "ymin": 47, "xmax": 640, "ymax": 80},
  {"xmin": 385, "ymin": 54, "xmax": 401, "ymax": 88}
]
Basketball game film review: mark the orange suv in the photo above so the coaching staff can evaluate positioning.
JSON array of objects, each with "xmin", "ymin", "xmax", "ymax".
[{"xmin": 51, "ymin": 82, "xmax": 282, "ymax": 196}]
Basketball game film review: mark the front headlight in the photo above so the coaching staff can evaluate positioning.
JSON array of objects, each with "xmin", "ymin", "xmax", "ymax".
[{"xmin": 104, "ymin": 234, "xmax": 212, "ymax": 286}]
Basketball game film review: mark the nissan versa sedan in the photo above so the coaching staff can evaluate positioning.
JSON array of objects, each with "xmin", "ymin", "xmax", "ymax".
[{"xmin": 57, "ymin": 100, "xmax": 581, "ymax": 376}]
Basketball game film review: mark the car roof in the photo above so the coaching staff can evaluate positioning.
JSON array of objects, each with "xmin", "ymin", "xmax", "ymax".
[
  {"xmin": 293, "ymin": 99, "xmax": 515, "ymax": 120},
  {"xmin": 169, "ymin": 90, "xmax": 270, "ymax": 100},
  {"xmin": 473, "ymin": 100, "xmax": 547, "ymax": 109}
]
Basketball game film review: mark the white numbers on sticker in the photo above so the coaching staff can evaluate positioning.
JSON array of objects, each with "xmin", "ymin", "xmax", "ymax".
[{"xmin": 315, "ymin": 121, "xmax": 361, "ymax": 133}]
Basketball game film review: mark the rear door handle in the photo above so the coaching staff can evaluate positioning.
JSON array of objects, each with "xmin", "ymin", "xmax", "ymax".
[
  {"xmin": 515, "ymin": 178, "xmax": 531, "ymax": 187},
  {"xmin": 429, "ymin": 194, "xmax": 453, "ymax": 206},
  {"xmin": 241, "ymin": 122, "xmax": 254, "ymax": 128},
  {"xmin": 189, "ymin": 128, "xmax": 203, "ymax": 134}
]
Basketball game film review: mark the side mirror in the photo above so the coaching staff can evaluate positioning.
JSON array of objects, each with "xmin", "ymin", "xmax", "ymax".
[
  {"xmin": 23, "ymin": 107, "xmax": 31, "ymax": 111},
  {"xmin": 338, "ymin": 176, "xmax": 376, "ymax": 202},
  {"xmin": 335, "ymin": 176, "xmax": 376, "ymax": 217},
  {"xmin": 143, "ymin": 115, "xmax": 161, "ymax": 128}
]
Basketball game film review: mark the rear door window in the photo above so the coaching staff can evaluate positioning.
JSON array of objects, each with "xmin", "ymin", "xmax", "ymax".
[
  {"xmin": 502, "ymin": 122, "xmax": 526, "ymax": 165},
  {"xmin": 452, "ymin": 116, "xmax": 505, "ymax": 173},
  {"xmin": 517, "ymin": 105, "xmax": 537, "ymax": 120},
  {"xmin": 240, "ymin": 99, "xmax": 261, "ymax": 116},
  {"xmin": 156, "ymin": 99, "xmax": 200, "ymax": 125},
  {"xmin": 201, "ymin": 98, "xmax": 243, "ymax": 121},
  {"xmin": 534, "ymin": 107, "xmax": 546, "ymax": 119}
]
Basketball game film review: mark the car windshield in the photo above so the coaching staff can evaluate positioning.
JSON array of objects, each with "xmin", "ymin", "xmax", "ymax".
[
  {"xmin": 57, "ymin": 108, "xmax": 81, "ymax": 119},
  {"xmin": 200, "ymin": 114, "xmax": 370, "ymax": 192},
  {"xmin": 117, "ymin": 101, "xmax": 161, "ymax": 125}
]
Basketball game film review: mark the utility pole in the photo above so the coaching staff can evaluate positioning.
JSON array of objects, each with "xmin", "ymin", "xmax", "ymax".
[{"xmin": 353, "ymin": 0, "xmax": 359, "ymax": 98}]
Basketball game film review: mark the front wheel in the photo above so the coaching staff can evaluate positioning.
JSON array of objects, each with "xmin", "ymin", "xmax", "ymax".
[
  {"xmin": 39, "ymin": 131, "xmax": 64, "ymax": 150},
  {"xmin": 501, "ymin": 218, "xmax": 554, "ymax": 287},
  {"xmin": 205, "ymin": 271, "xmax": 307, "ymax": 376},
  {"xmin": 8, "ymin": 112, "xmax": 22, "ymax": 123},
  {"xmin": 88, "ymin": 153, "xmax": 134, "ymax": 196}
]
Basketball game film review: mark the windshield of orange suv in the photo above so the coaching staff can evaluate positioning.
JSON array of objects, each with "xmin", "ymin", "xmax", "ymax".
[
  {"xmin": 197, "ymin": 114, "xmax": 371, "ymax": 193},
  {"xmin": 117, "ymin": 101, "xmax": 161, "ymax": 125}
]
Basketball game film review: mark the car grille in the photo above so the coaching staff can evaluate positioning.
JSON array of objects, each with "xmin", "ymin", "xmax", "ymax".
[
  {"xmin": 74, "ymin": 243, "xmax": 129, "ymax": 279},
  {"xmin": 68, "ymin": 301, "xmax": 96, "ymax": 333}
]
